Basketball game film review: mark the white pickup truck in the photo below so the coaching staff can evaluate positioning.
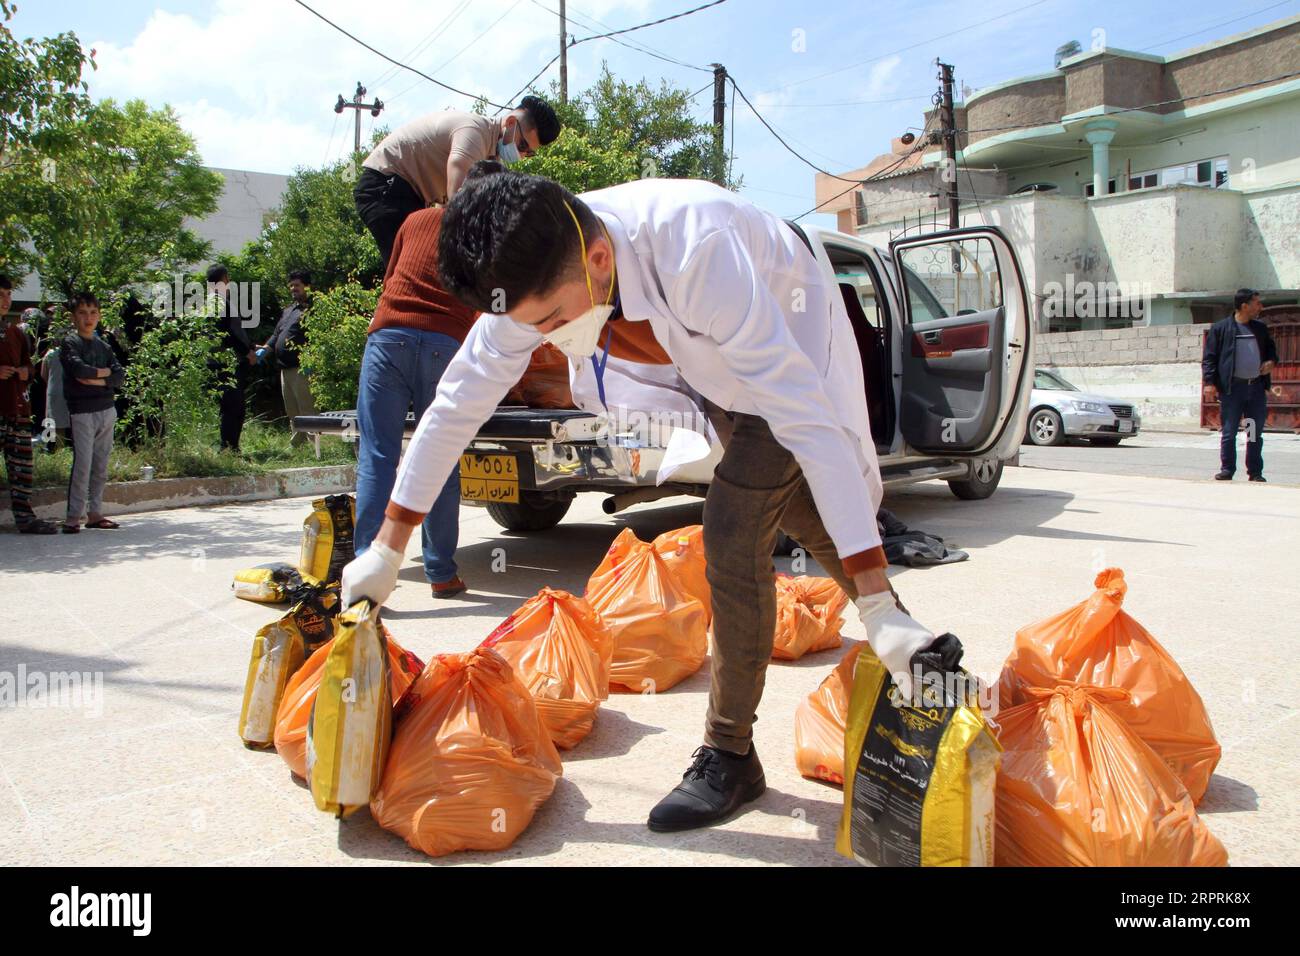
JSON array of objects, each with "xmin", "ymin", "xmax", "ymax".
[{"xmin": 296, "ymin": 223, "xmax": 1033, "ymax": 540}]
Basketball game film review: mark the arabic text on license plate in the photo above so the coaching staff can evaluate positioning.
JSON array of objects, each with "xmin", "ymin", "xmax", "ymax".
[{"xmin": 459, "ymin": 453, "xmax": 519, "ymax": 503}]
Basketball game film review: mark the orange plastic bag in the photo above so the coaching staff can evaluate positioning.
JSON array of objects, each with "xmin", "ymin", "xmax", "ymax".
[
  {"xmin": 793, "ymin": 642, "xmax": 866, "ymax": 785},
  {"xmin": 480, "ymin": 588, "xmax": 613, "ymax": 749},
  {"xmin": 504, "ymin": 343, "xmax": 574, "ymax": 409},
  {"xmin": 272, "ymin": 629, "xmax": 422, "ymax": 780},
  {"xmin": 370, "ymin": 647, "xmax": 563, "ymax": 857},
  {"xmin": 652, "ymin": 526, "xmax": 711, "ymax": 624},
  {"xmin": 585, "ymin": 528, "xmax": 708, "ymax": 693},
  {"xmin": 997, "ymin": 568, "xmax": 1220, "ymax": 803},
  {"xmin": 773, "ymin": 574, "xmax": 849, "ymax": 661},
  {"xmin": 995, "ymin": 684, "xmax": 1228, "ymax": 866}
]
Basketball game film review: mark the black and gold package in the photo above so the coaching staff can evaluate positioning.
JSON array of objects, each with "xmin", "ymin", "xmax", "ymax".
[
  {"xmin": 836, "ymin": 639, "xmax": 1000, "ymax": 867},
  {"xmin": 232, "ymin": 562, "xmax": 311, "ymax": 604},
  {"xmin": 299, "ymin": 495, "xmax": 356, "ymax": 585},
  {"xmin": 237, "ymin": 587, "xmax": 342, "ymax": 749}
]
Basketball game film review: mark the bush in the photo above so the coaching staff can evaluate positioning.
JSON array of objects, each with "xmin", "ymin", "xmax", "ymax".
[
  {"xmin": 299, "ymin": 280, "xmax": 378, "ymax": 412},
  {"xmin": 122, "ymin": 309, "xmax": 229, "ymax": 443}
]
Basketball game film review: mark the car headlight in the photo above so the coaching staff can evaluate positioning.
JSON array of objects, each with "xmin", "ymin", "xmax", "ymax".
[{"xmin": 1070, "ymin": 401, "xmax": 1108, "ymax": 414}]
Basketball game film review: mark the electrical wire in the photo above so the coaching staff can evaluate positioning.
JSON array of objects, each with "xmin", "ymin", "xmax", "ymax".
[
  {"xmin": 291, "ymin": 0, "xmax": 509, "ymax": 108},
  {"xmin": 385, "ymin": 0, "xmax": 528, "ymax": 107},
  {"xmin": 789, "ymin": 121, "xmax": 935, "ymax": 221},
  {"xmin": 368, "ymin": 0, "xmax": 473, "ymax": 90},
  {"xmin": 495, "ymin": 0, "xmax": 729, "ymax": 111}
]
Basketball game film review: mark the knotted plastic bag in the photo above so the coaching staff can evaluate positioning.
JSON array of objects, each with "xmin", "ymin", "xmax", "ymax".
[
  {"xmin": 997, "ymin": 568, "xmax": 1220, "ymax": 802},
  {"xmin": 481, "ymin": 588, "xmax": 613, "ymax": 749},
  {"xmin": 793, "ymin": 642, "xmax": 867, "ymax": 785},
  {"xmin": 585, "ymin": 528, "xmax": 708, "ymax": 693},
  {"xmin": 773, "ymin": 574, "xmax": 849, "ymax": 661},
  {"xmin": 274, "ymin": 624, "xmax": 421, "ymax": 781},
  {"xmin": 371, "ymin": 647, "xmax": 563, "ymax": 857},
  {"xmin": 995, "ymin": 683, "xmax": 1228, "ymax": 867}
]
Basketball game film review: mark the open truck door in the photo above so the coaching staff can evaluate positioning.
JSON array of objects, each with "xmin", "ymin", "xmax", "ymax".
[{"xmin": 890, "ymin": 227, "xmax": 1032, "ymax": 464}]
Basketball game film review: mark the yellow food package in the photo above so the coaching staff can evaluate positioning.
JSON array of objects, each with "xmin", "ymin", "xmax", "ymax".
[
  {"xmin": 232, "ymin": 562, "xmax": 317, "ymax": 603},
  {"xmin": 237, "ymin": 589, "xmax": 340, "ymax": 748},
  {"xmin": 299, "ymin": 494, "xmax": 356, "ymax": 584},
  {"xmin": 836, "ymin": 641, "xmax": 1000, "ymax": 867},
  {"xmin": 306, "ymin": 599, "xmax": 393, "ymax": 817}
]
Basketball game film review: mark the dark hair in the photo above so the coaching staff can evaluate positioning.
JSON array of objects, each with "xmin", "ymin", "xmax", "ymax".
[
  {"xmin": 466, "ymin": 159, "xmax": 507, "ymax": 182},
  {"xmin": 206, "ymin": 263, "xmax": 230, "ymax": 284},
  {"xmin": 518, "ymin": 95, "xmax": 560, "ymax": 146},
  {"xmin": 71, "ymin": 291, "xmax": 100, "ymax": 310},
  {"xmin": 0, "ymin": 274, "xmax": 11, "ymax": 290},
  {"xmin": 1234, "ymin": 288, "xmax": 1259, "ymax": 311},
  {"xmin": 437, "ymin": 170, "xmax": 594, "ymax": 314},
  {"xmin": 287, "ymin": 269, "xmax": 311, "ymax": 285}
]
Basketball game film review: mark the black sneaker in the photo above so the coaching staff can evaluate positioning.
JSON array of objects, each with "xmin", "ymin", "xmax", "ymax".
[
  {"xmin": 1214, "ymin": 471, "xmax": 1233, "ymax": 481},
  {"xmin": 647, "ymin": 745, "xmax": 766, "ymax": 833},
  {"xmin": 1249, "ymin": 475, "xmax": 1266, "ymax": 482}
]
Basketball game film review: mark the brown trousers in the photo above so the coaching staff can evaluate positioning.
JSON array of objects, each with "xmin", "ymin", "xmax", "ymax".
[{"xmin": 701, "ymin": 402, "xmax": 862, "ymax": 755}]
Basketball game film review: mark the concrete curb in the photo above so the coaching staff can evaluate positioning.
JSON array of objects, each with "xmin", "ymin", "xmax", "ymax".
[{"xmin": 4, "ymin": 464, "xmax": 356, "ymax": 526}]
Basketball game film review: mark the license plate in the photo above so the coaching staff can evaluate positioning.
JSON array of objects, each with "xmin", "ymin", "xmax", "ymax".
[
  {"xmin": 459, "ymin": 453, "xmax": 519, "ymax": 503},
  {"xmin": 1119, "ymin": 419, "xmax": 1133, "ymax": 433}
]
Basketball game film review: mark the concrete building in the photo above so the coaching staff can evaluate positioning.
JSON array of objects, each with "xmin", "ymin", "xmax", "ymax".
[
  {"xmin": 814, "ymin": 15, "xmax": 1300, "ymax": 426},
  {"xmin": 9, "ymin": 166, "xmax": 289, "ymax": 307}
]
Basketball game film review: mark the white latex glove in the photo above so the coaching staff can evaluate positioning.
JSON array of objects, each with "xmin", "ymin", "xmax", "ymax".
[
  {"xmin": 341, "ymin": 541, "xmax": 403, "ymax": 608},
  {"xmin": 855, "ymin": 591, "xmax": 936, "ymax": 702}
]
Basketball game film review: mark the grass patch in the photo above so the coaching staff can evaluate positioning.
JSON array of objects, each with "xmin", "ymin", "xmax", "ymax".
[{"xmin": 26, "ymin": 418, "xmax": 356, "ymax": 489}]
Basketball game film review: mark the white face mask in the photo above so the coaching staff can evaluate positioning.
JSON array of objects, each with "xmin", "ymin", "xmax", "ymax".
[
  {"xmin": 542, "ymin": 201, "xmax": 617, "ymax": 359},
  {"xmin": 543, "ymin": 302, "xmax": 615, "ymax": 358}
]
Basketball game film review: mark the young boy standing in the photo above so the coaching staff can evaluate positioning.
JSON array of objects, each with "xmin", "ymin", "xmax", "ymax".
[{"xmin": 60, "ymin": 292, "xmax": 125, "ymax": 532}]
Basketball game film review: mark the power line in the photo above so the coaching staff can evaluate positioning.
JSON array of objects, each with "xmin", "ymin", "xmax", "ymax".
[
  {"xmin": 532, "ymin": 0, "xmax": 711, "ymax": 73},
  {"xmin": 385, "ymin": 0, "xmax": 528, "ymax": 107},
  {"xmin": 291, "ymin": 0, "xmax": 508, "ymax": 109},
  {"xmin": 368, "ymin": 0, "xmax": 472, "ymax": 90},
  {"xmin": 496, "ymin": 0, "xmax": 729, "ymax": 110},
  {"xmin": 728, "ymin": 76, "xmax": 887, "ymax": 183},
  {"xmin": 790, "ymin": 124, "xmax": 936, "ymax": 221}
]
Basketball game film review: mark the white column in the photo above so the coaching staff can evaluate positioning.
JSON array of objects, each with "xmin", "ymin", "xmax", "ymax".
[{"xmin": 1084, "ymin": 119, "xmax": 1119, "ymax": 196}]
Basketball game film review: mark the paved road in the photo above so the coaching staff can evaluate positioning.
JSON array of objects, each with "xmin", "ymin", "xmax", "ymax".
[
  {"xmin": 1019, "ymin": 429, "xmax": 1300, "ymax": 485},
  {"xmin": 2, "ymin": 467, "xmax": 1295, "ymax": 866}
]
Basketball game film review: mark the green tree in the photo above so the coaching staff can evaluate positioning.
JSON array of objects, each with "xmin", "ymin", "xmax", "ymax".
[
  {"xmin": 233, "ymin": 151, "xmax": 383, "ymax": 299},
  {"xmin": 16, "ymin": 98, "xmax": 223, "ymax": 305},
  {"xmin": 298, "ymin": 279, "xmax": 380, "ymax": 412},
  {"xmin": 0, "ymin": 1, "xmax": 95, "ymax": 278},
  {"xmin": 513, "ymin": 64, "xmax": 735, "ymax": 192}
]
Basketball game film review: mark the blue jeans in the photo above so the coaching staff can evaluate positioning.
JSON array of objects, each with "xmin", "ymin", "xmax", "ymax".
[
  {"xmin": 354, "ymin": 328, "xmax": 462, "ymax": 583},
  {"xmin": 1219, "ymin": 378, "xmax": 1268, "ymax": 477}
]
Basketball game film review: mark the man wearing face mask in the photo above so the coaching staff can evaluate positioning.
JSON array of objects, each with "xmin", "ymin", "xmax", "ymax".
[
  {"xmin": 342, "ymin": 167, "xmax": 950, "ymax": 834},
  {"xmin": 354, "ymin": 96, "xmax": 560, "ymax": 269}
]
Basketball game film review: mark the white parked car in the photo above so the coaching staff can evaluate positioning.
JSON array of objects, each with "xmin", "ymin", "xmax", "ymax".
[{"xmin": 1024, "ymin": 367, "xmax": 1141, "ymax": 446}]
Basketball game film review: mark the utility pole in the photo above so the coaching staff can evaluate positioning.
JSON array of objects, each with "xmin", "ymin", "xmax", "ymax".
[
  {"xmin": 937, "ymin": 60, "xmax": 959, "ymax": 229},
  {"xmin": 710, "ymin": 63, "xmax": 727, "ymax": 186},
  {"xmin": 334, "ymin": 82, "xmax": 385, "ymax": 155},
  {"xmin": 559, "ymin": 0, "xmax": 568, "ymax": 105}
]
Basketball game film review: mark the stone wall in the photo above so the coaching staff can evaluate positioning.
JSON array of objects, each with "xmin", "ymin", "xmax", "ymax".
[{"xmin": 1035, "ymin": 325, "xmax": 1205, "ymax": 426}]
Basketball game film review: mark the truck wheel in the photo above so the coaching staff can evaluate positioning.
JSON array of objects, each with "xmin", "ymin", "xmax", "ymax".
[
  {"xmin": 485, "ymin": 493, "xmax": 572, "ymax": 532},
  {"xmin": 948, "ymin": 458, "xmax": 1003, "ymax": 500}
]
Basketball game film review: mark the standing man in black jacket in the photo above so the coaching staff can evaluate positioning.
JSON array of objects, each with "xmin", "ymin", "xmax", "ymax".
[
  {"xmin": 1202, "ymin": 288, "xmax": 1280, "ymax": 482},
  {"xmin": 60, "ymin": 292, "xmax": 125, "ymax": 532},
  {"xmin": 260, "ymin": 269, "xmax": 316, "ymax": 445},
  {"xmin": 207, "ymin": 264, "xmax": 256, "ymax": 451}
]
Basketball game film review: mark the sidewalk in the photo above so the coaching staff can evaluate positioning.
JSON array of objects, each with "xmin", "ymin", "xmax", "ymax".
[{"xmin": 1, "ymin": 467, "xmax": 1295, "ymax": 866}]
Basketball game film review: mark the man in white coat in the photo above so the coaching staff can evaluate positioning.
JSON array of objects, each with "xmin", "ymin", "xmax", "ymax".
[{"xmin": 342, "ymin": 166, "xmax": 956, "ymax": 832}]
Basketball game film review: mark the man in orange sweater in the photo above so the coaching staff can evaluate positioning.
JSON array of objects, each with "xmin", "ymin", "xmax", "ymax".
[{"xmin": 353, "ymin": 183, "xmax": 481, "ymax": 599}]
